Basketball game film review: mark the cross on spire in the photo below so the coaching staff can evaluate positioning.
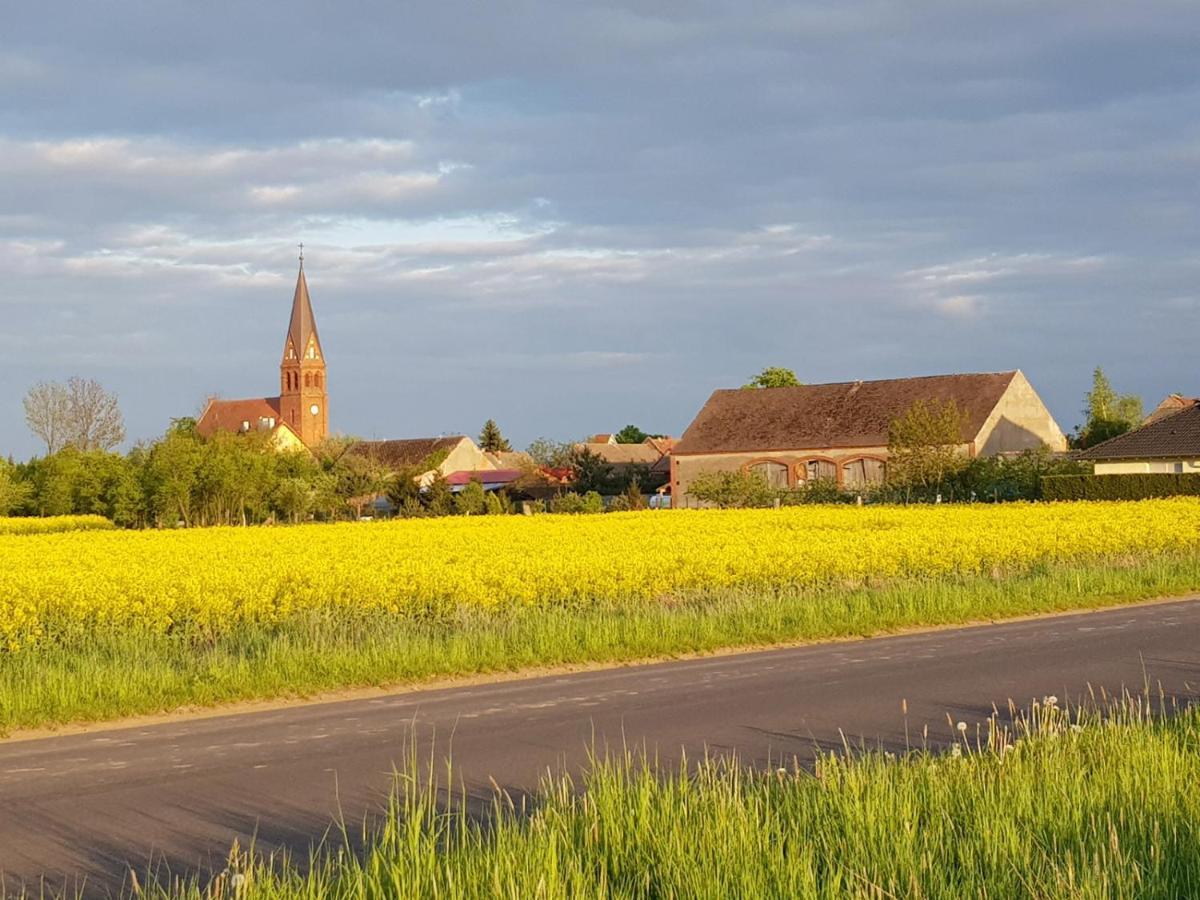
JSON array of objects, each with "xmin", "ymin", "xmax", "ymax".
[{"xmin": 298, "ymin": 241, "xmax": 304, "ymax": 267}]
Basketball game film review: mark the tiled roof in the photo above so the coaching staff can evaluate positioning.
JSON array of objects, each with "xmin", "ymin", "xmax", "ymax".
[
  {"xmin": 484, "ymin": 450, "xmax": 534, "ymax": 469},
  {"xmin": 674, "ymin": 372, "xmax": 1018, "ymax": 455},
  {"xmin": 351, "ymin": 436, "xmax": 467, "ymax": 468},
  {"xmin": 576, "ymin": 442, "xmax": 664, "ymax": 465},
  {"xmin": 445, "ymin": 469, "xmax": 524, "ymax": 486},
  {"xmin": 1079, "ymin": 404, "xmax": 1200, "ymax": 460},
  {"xmin": 1144, "ymin": 394, "xmax": 1199, "ymax": 425},
  {"xmin": 197, "ymin": 396, "xmax": 282, "ymax": 437}
]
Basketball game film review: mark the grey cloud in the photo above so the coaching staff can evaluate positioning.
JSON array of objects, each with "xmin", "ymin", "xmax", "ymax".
[{"xmin": 1, "ymin": 1, "xmax": 1198, "ymax": 455}]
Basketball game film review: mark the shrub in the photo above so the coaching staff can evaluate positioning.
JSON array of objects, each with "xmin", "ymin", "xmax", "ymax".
[
  {"xmin": 1043, "ymin": 473, "xmax": 1200, "ymax": 501},
  {"xmin": 689, "ymin": 470, "xmax": 775, "ymax": 509}
]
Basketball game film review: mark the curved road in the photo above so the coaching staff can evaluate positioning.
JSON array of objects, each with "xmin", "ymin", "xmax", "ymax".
[{"xmin": 2, "ymin": 599, "xmax": 1199, "ymax": 896}]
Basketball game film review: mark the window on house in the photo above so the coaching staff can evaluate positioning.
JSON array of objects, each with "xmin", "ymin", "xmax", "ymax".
[
  {"xmin": 800, "ymin": 459, "xmax": 837, "ymax": 483},
  {"xmin": 843, "ymin": 458, "xmax": 886, "ymax": 487},
  {"xmin": 749, "ymin": 460, "xmax": 789, "ymax": 489},
  {"xmin": 240, "ymin": 420, "xmax": 250, "ymax": 432}
]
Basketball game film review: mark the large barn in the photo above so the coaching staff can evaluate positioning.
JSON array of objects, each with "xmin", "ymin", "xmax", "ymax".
[{"xmin": 669, "ymin": 370, "xmax": 1066, "ymax": 506}]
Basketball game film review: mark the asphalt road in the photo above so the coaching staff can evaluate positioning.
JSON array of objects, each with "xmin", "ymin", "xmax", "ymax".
[{"xmin": 3, "ymin": 599, "xmax": 1199, "ymax": 896}]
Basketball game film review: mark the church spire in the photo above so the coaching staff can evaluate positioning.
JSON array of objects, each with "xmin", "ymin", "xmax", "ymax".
[
  {"xmin": 282, "ymin": 257, "xmax": 323, "ymax": 364},
  {"xmin": 279, "ymin": 250, "xmax": 328, "ymax": 447}
]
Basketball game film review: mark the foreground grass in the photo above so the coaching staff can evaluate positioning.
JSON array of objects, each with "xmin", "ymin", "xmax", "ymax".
[
  {"xmin": 4, "ymin": 554, "xmax": 1200, "ymax": 734},
  {"xmin": 151, "ymin": 698, "xmax": 1200, "ymax": 899}
]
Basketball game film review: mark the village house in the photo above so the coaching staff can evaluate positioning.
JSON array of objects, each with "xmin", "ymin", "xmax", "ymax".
[
  {"xmin": 350, "ymin": 436, "xmax": 495, "ymax": 486},
  {"xmin": 576, "ymin": 433, "xmax": 675, "ymax": 480},
  {"xmin": 1078, "ymin": 396, "xmax": 1200, "ymax": 474},
  {"xmin": 669, "ymin": 371, "xmax": 1067, "ymax": 507}
]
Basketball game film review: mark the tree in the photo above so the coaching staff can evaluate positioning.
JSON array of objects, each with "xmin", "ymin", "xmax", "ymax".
[
  {"xmin": 23, "ymin": 382, "xmax": 71, "ymax": 454},
  {"xmin": 422, "ymin": 471, "xmax": 454, "ymax": 517},
  {"xmin": 615, "ymin": 425, "xmax": 648, "ymax": 444},
  {"xmin": 526, "ymin": 437, "xmax": 574, "ymax": 469},
  {"xmin": 1076, "ymin": 367, "xmax": 1143, "ymax": 448},
  {"xmin": 146, "ymin": 425, "xmax": 203, "ymax": 526},
  {"xmin": 454, "ymin": 479, "xmax": 487, "ymax": 515},
  {"xmin": 65, "ymin": 376, "xmax": 126, "ymax": 450},
  {"xmin": 743, "ymin": 367, "xmax": 801, "ymax": 389},
  {"xmin": 689, "ymin": 470, "xmax": 775, "ymax": 508},
  {"xmin": 569, "ymin": 446, "xmax": 613, "ymax": 494},
  {"xmin": 0, "ymin": 460, "xmax": 32, "ymax": 515},
  {"xmin": 478, "ymin": 419, "xmax": 512, "ymax": 453},
  {"xmin": 887, "ymin": 399, "xmax": 969, "ymax": 492},
  {"xmin": 23, "ymin": 377, "xmax": 125, "ymax": 454}
]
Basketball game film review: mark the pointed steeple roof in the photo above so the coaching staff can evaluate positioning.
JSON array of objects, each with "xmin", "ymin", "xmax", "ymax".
[{"xmin": 282, "ymin": 260, "xmax": 323, "ymax": 363}]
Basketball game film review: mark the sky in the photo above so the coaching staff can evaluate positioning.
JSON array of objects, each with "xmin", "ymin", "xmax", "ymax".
[{"xmin": 2, "ymin": 1, "xmax": 1198, "ymax": 457}]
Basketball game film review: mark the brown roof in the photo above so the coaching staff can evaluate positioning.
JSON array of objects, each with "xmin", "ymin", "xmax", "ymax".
[
  {"xmin": 644, "ymin": 436, "xmax": 675, "ymax": 455},
  {"xmin": 576, "ymin": 442, "xmax": 664, "ymax": 466},
  {"xmin": 282, "ymin": 264, "xmax": 324, "ymax": 363},
  {"xmin": 484, "ymin": 450, "xmax": 534, "ymax": 469},
  {"xmin": 673, "ymin": 372, "xmax": 1018, "ymax": 455},
  {"xmin": 1079, "ymin": 404, "xmax": 1200, "ymax": 461},
  {"xmin": 1144, "ymin": 394, "xmax": 1199, "ymax": 426},
  {"xmin": 197, "ymin": 396, "xmax": 282, "ymax": 437},
  {"xmin": 351, "ymin": 436, "xmax": 466, "ymax": 468}
]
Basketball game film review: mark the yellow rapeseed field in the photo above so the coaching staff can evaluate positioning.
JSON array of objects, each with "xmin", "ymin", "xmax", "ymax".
[
  {"xmin": 3, "ymin": 500, "xmax": 1199, "ymax": 651},
  {"xmin": 0, "ymin": 515, "xmax": 114, "ymax": 537}
]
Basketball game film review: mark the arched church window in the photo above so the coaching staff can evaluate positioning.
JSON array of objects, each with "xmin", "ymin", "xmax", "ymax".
[{"xmin": 304, "ymin": 372, "xmax": 312, "ymax": 388}]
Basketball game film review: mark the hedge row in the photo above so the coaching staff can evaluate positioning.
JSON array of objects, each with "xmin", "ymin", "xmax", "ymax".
[{"xmin": 1042, "ymin": 473, "xmax": 1200, "ymax": 501}]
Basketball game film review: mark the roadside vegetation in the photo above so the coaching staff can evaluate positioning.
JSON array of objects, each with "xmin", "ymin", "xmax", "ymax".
[
  {"xmin": 5, "ymin": 500, "xmax": 1200, "ymax": 731},
  {"xmin": 145, "ymin": 696, "xmax": 1200, "ymax": 899}
]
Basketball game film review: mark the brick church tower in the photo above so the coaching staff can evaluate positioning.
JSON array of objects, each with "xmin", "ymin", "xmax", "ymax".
[{"xmin": 278, "ymin": 255, "xmax": 328, "ymax": 447}]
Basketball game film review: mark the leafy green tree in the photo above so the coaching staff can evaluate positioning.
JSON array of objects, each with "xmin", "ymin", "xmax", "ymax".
[
  {"xmin": 274, "ymin": 477, "xmax": 313, "ymax": 523},
  {"xmin": 479, "ymin": 419, "xmax": 512, "ymax": 452},
  {"xmin": 1076, "ymin": 367, "xmax": 1143, "ymax": 448},
  {"xmin": 454, "ymin": 479, "xmax": 487, "ymax": 515},
  {"xmin": 569, "ymin": 446, "xmax": 614, "ymax": 494},
  {"xmin": 0, "ymin": 459, "xmax": 32, "ymax": 515},
  {"xmin": 615, "ymin": 425, "xmax": 648, "ymax": 444},
  {"xmin": 887, "ymin": 399, "xmax": 969, "ymax": 492},
  {"xmin": 422, "ymin": 472, "xmax": 455, "ymax": 517},
  {"xmin": 742, "ymin": 367, "xmax": 801, "ymax": 389},
  {"xmin": 146, "ymin": 426, "xmax": 203, "ymax": 526}
]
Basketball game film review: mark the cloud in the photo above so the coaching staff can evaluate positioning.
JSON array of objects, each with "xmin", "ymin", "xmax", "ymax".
[{"xmin": 2, "ymin": 0, "xmax": 1199, "ymax": 455}]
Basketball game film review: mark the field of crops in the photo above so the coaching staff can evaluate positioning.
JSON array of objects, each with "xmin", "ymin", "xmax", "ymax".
[
  {"xmin": 5, "ymin": 499, "xmax": 1200, "ymax": 652},
  {"xmin": 0, "ymin": 514, "xmax": 114, "ymax": 537}
]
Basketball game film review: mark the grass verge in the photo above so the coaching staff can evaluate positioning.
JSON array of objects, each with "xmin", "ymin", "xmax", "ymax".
[
  {"xmin": 155, "ymin": 696, "xmax": 1200, "ymax": 898},
  {"xmin": 4, "ymin": 553, "xmax": 1200, "ymax": 735}
]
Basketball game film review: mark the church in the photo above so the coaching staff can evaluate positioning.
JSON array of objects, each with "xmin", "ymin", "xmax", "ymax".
[{"xmin": 197, "ymin": 256, "xmax": 329, "ymax": 450}]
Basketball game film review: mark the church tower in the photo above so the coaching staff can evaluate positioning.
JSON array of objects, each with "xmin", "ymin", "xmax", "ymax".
[{"xmin": 278, "ymin": 253, "xmax": 328, "ymax": 447}]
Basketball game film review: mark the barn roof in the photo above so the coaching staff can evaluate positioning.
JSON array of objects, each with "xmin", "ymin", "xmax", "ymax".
[{"xmin": 673, "ymin": 372, "xmax": 1018, "ymax": 455}]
